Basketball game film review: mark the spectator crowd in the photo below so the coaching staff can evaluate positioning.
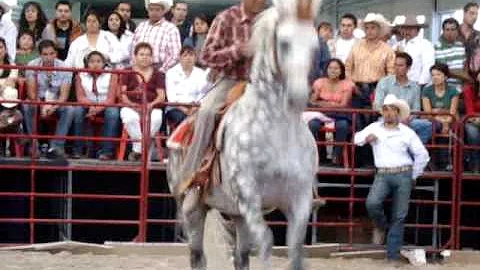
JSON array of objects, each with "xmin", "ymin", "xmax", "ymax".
[
  {"xmin": 307, "ymin": 2, "xmax": 480, "ymax": 173},
  {"xmin": 0, "ymin": 0, "xmax": 478, "ymax": 173},
  {"xmin": 0, "ymin": 0, "xmax": 209, "ymax": 161}
]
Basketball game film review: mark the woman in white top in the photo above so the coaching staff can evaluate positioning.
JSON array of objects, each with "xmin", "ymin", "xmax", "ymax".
[
  {"xmin": 102, "ymin": 11, "xmax": 134, "ymax": 69},
  {"xmin": 65, "ymin": 11, "xmax": 125, "ymax": 68},
  {"xmin": 165, "ymin": 46, "xmax": 208, "ymax": 128},
  {"xmin": 72, "ymin": 51, "xmax": 120, "ymax": 160}
]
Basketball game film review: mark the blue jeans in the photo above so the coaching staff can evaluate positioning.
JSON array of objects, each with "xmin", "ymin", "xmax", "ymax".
[
  {"xmin": 165, "ymin": 107, "xmax": 187, "ymax": 129},
  {"xmin": 366, "ymin": 170, "xmax": 413, "ymax": 259},
  {"xmin": 465, "ymin": 123, "xmax": 480, "ymax": 166},
  {"xmin": 333, "ymin": 119, "xmax": 349, "ymax": 159},
  {"xmin": 308, "ymin": 118, "xmax": 322, "ymax": 141},
  {"xmin": 22, "ymin": 104, "xmax": 75, "ymax": 150},
  {"xmin": 409, "ymin": 118, "xmax": 432, "ymax": 144},
  {"xmin": 72, "ymin": 107, "xmax": 120, "ymax": 155}
]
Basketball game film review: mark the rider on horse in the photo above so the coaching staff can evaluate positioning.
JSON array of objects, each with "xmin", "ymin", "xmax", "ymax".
[{"xmin": 180, "ymin": 0, "xmax": 268, "ymax": 213}]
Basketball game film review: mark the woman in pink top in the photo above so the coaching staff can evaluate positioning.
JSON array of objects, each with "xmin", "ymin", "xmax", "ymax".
[
  {"xmin": 308, "ymin": 58, "xmax": 355, "ymax": 165},
  {"xmin": 463, "ymin": 71, "xmax": 480, "ymax": 172}
]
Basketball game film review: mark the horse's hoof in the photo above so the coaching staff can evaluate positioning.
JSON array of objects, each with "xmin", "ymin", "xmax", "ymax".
[{"xmin": 312, "ymin": 198, "xmax": 326, "ymax": 209}]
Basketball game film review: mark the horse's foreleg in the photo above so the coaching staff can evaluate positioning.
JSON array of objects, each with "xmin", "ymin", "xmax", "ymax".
[
  {"xmin": 232, "ymin": 217, "xmax": 252, "ymax": 270},
  {"xmin": 183, "ymin": 202, "xmax": 208, "ymax": 270},
  {"xmin": 286, "ymin": 189, "xmax": 312, "ymax": 270},
  {"xmin": 236, "ymin": 176, "xmax": 272, "ymax": 270}
]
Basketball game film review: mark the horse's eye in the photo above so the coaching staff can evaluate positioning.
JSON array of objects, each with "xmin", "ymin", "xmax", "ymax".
[{"xmin": 279, "ymin": 40, "xmax": 290, "ymax": 52}]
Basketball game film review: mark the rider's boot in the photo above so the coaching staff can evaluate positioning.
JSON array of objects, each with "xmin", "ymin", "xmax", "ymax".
[{"xmin": 182, "ymin": 186, "xmax": 201, "ymax": 215}]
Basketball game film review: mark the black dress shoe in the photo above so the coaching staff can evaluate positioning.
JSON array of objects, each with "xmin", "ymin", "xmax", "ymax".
[{"xmin": 46, "ymin": 147, "xmax": 66, "ymax": 159}]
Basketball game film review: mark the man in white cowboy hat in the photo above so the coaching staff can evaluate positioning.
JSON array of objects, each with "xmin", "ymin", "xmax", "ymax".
[
  {"xmin": 354, "ymin": 94, "xmax": 430, "ymax": 262},
  {"xmin": 396, "ymin": 15, "xmax": 435, "ymax": 87},
  {"xmin": 0, "ymin": 0, "xmax": 17, "ymax": 61},
  {"xmin": 132, "ymin": 0, "xmax": 181, "ymax": 73}
]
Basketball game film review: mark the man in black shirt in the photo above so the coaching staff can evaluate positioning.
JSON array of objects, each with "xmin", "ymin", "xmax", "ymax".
[
  {"xmin": 42, "ymin": 1, "xmax": 82, "ymax": 60},
  {"xmin": 170, "ymin": 1, "xmax": 191, "ymax": 43}
]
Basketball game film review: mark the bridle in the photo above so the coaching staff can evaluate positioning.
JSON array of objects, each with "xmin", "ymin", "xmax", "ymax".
[{"xmin": 272, "ymin": 21, "xmax": 283, "ymax": 80}]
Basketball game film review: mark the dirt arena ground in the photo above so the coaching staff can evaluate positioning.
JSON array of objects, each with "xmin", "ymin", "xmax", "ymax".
[
  {"xmin": 0, "ymin": 251, "xmax": 477, "ymax": 270},
  {"xmin": 1, "ymin": 211, "xmax": 478, "ymax": 270}
]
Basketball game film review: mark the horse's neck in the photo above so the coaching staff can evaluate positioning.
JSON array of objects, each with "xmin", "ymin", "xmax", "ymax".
[
  {"xmin": 249, "ymin": 51, "xmax": 309, "ymax": 114},
  {"xmin": 249, "ymin": 54, "xmax": 283, "ymax": 101}
]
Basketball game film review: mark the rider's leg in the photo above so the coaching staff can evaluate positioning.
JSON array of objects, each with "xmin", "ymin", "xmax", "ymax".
[
  {"xmin": 181, "ymin": 78, "xmax": 237, "ymax": 212},
  {"xmin": 181, "ymin": 78, "xmax": 237, "ymax": 179}
]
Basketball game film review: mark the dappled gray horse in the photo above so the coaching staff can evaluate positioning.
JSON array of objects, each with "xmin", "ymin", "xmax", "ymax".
[{"xmin": 167, "ymin": 0, "xmax": 321, "ymax": 269}]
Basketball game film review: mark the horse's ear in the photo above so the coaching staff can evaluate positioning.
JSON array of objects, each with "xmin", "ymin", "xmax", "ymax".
[
  {"xmin": 311, "ymin": 0, "xmax": 322, "ymax": 19},
  {"xmin": 296, "ymin": 0, "xmax": 322, "ymax": 21},
  {"xmin": 274, "ymin": 0, "xmax": 321, "ymax": 20},
  {"xmin": 273, "ymin": 0, "xmax": 299, "ymax": 18}
]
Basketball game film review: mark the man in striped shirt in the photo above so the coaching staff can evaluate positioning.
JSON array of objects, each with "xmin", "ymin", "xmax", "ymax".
[
  {"xmin": 132, "ymin": 0, "xmax": 181, "ymax": 73},
  {"xmin": 435, "ymin": 18, "xmax": 469, "ymax": 92}
]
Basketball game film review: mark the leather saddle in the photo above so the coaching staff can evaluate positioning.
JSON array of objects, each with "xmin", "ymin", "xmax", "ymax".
[{"xmin": 167, "ymin": 81, "xmax": 248, "ymax": 197}]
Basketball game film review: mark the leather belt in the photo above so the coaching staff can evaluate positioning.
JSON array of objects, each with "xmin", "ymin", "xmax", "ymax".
[{"xmin": 377, "ymin": 165, "xmax": 412, "ymax": 174}]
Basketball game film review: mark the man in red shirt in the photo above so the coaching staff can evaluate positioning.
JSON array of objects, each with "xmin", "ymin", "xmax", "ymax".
[{"xmin": 180, "ymin": 0, "xmax": 267, "ymax": 195}]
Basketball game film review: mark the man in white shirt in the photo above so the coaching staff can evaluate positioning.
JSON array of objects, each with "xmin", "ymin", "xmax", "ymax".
[
  {"xmin": 166, "ymin": 46, "xmax": 208, "ymax": 128},
  {"xmin": 397, "ymin": 16, "xmax": 435, "ymax": 87},
  {"xmin": 333, "ymin": 13, "xmax": 358, "ymax": 63},
  {"xmin": 0, "ymin": 1, "xmax": 17, "ymax": 61},
  {"xmin": 354, "ymin": 94, "xmax": 429, "ymax": 261}
]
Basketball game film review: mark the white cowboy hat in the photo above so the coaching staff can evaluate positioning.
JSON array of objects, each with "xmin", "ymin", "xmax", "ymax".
[
  {"xmin": 145, "ymin": 0, "xmax": 173, "ymax": 10},
  {"xmin": 394, "ymin": 15, "xmax": 428, "ymax": 28},
  {"xmin": 0, "ymin": 1, "xmax": 11, "ymax": 13},
  {"xmin": 381, "ymin": 94, "xmax": 410, "ymax": 121},
  {"xmin": 0, "ymin": 86, "xmax": 19, "ymax": 108},
  {"xmin": 363, "ymin": 13, "xmax": 391, "ymax": 35}
]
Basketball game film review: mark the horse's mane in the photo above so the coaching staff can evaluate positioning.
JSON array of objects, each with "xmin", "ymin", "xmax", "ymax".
[{"xmin": 249, "ymin": 7, "xmax": 280, "ymax": 83}]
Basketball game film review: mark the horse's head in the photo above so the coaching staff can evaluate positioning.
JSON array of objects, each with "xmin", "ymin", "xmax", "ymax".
[{"xmin": 251, "ymin": 0, "xmax": 321, "ymax": 110}]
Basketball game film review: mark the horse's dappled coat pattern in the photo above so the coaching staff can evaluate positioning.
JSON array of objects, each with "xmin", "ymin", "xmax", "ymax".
[{"xmin": 167, "ymin": 1, "xmax": 322, "ymax": 269}]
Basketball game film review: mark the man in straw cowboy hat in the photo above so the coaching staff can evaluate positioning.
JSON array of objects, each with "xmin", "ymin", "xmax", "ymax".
[
  {"xmin": 345, "ymin": 13, "xmax": 395, "ymax": 117},
  {"xmin": 345, "ymin": 13, "xmax": 395, "ymax": 167},
  {"xmin": 354, "ymin": 94, "xmax": 430, "ymax": 261},
  {"xmin": 396, "ymin": 15, "xmax": 435, "ymax": 87},
  {"xmin": 0, "ymin": 0, "xmax": 17, "ymax": 61},
  {"xmin": 132, "ymin": 0, "xmax": 181, "ymax": 73}
]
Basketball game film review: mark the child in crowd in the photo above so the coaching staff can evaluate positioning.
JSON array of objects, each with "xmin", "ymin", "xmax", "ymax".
[
  {"xmin": 15, "ymin": 31, "xmax": 39, "ymax": 76},
  {"xmin": 15, "ymin": 30, "xmax": 39, "ymax": 65}
]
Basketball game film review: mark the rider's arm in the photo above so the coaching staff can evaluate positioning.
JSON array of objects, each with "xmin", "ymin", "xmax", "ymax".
[{"xmin": 200, "ymin": 14, "xmax": 244, "ymax": 69}]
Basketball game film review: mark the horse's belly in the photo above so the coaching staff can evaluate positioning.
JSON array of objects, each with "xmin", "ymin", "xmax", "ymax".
[{"xmin": 205, "ymin": 187, "xmax": 241, "ymax": 216}]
